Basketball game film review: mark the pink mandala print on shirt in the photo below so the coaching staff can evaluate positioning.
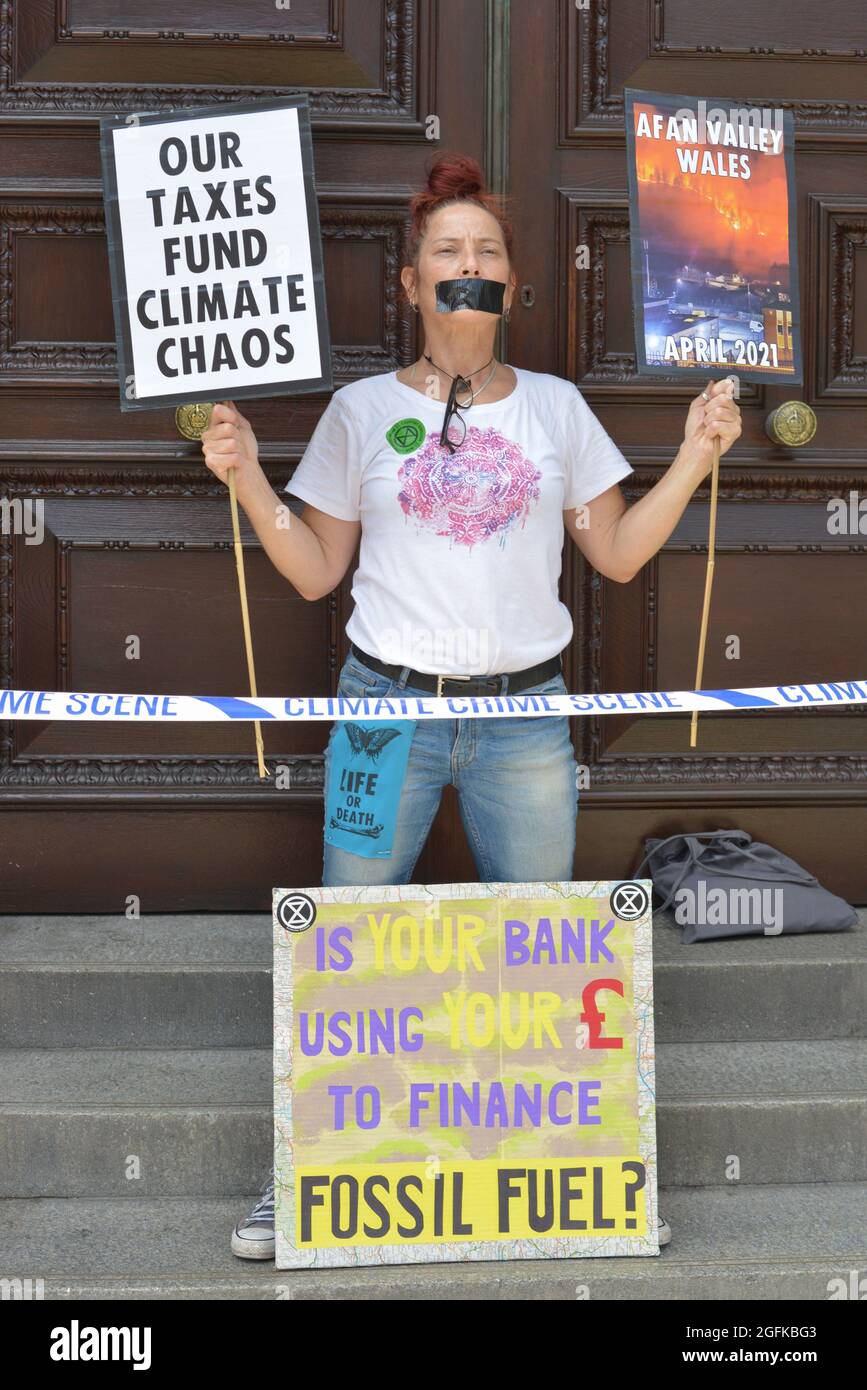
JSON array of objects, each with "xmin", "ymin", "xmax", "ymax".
[{"xmin": 396, "ymin": 425, "xmax": 542, "ymax": 548}]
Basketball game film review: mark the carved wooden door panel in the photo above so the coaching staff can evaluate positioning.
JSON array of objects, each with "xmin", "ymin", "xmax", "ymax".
[
  {"xmin": 506, "ymin": 0, "xmax": 867, "ymax": 900},
  {"xmin": 0, "ymin": 0, "xmax": 487, "ymax": 909}
]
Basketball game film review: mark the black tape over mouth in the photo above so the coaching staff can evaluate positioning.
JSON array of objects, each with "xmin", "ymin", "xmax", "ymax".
[{"xmin": 434, "ymin": 278, "xmax": 506, "ymax": 315}]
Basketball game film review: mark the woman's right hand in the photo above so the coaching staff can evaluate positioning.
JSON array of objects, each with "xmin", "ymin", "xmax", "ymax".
[{"xmin": 200, "ymin": 400, "xmax": 261, "ymax": 491}]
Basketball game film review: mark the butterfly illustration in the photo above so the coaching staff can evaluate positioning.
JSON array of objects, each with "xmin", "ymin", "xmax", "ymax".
[{"xmin": 345, "ymin": 723, "xmax": 403, "ymax": 762}]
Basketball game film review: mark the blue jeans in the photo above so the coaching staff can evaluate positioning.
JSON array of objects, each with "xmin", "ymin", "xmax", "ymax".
[{"xmin": 321, "ymin": 651, "xmax": 579, "ymax": 886}]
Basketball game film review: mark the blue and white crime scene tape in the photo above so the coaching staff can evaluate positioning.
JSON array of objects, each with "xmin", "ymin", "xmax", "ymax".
[{"xmin": 2, "ymin": 681, "xmax": 867, "ymax": 722}]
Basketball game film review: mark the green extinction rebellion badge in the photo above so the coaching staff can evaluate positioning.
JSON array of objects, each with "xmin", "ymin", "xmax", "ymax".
[{"xmin": 386, "ymin": 418, "xmax": 426, "ymax": 454}]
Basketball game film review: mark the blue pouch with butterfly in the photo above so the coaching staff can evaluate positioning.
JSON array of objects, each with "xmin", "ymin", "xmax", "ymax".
[{"xmin": 323, "ymin": 718, "xmax": 417, "ymax": 858}]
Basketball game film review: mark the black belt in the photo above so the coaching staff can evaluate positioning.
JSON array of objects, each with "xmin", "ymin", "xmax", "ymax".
[{"xmin": 349, "ymin": 644, "xmax": 562, "ymax": 698}]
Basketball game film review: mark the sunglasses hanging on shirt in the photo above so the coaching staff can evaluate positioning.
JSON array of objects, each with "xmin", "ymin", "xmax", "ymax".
[{"xmin": 423, "ymin": 353, "xmax": 498, "ymax": 454}]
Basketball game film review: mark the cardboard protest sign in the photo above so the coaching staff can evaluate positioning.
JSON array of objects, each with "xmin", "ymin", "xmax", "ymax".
[
  {"xmin": 273, "ymin": 879, "xmax": 658, "ymax": 1268},
  {"xmin": 625, "ymin": 88, "xmax": 801, "ymax": 384},
  {"xmin": 100, "ymin": 95, "xmax": 332, "ymax": 410}
]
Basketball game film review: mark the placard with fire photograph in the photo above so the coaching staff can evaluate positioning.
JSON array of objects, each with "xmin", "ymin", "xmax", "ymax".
[{"xmin": 625, "ymin": 88, "xmax": 802, "ymax": 384}]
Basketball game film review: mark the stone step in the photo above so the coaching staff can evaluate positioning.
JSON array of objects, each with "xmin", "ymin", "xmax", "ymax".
[
  {"xmin": 656, "ymin": 1038, "xmax": 867, "ymax": 1186},
  {"xmin": 0, "ymin": 1048, "xmax": 272, "ymax": 1201},
  {"xmin": 1, "ymin": 912, "xmax": 865, "ymax": 1047},
  {"xmin": 1, "ymin": 1041, "xmax": 864, "ymax": 1197},
  {"xmin": 1, "ymin": 1184, "xmax": 864, "ymax": 1300},
  {"xmin": 652, "ymin": 910, "xmax": 867, "ymax": 1042},
  {"xmin": 0, "ymin": 914, "xmax": 271, "ymax": 1049}
]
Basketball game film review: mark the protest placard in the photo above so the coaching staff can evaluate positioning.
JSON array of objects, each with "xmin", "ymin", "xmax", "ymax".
[
  {"xmin": 273, "ymin": 879, "xmax": 658, "ymax": 1268},
  {"xmin": 625, "ymin": 89, "xmax": 802, "ymax": 384},
  {"xmin": 100, "ymin": 95, "xmax": 332, "ymax": 410}
]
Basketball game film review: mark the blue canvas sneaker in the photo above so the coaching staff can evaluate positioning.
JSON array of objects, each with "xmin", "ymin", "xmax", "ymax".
[{"xmin": 231, "ymin": 1170, "xmax": 275, "ymax": 1260}]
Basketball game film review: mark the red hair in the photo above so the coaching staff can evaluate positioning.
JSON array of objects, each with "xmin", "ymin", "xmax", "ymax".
[{"xmin": 407, "ymin": 152, "xmax": 514, "ymax": 264}]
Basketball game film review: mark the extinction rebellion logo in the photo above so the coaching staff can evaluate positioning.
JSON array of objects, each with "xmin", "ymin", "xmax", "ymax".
[
  {"xmin": 609, "ymin": 882, "xmax": 650, "ymax": 921},
  {"xmin": 386, "ymin": 418, "xmax": 426, "ymax": 454},
  {"xmin": 276, "ymin": 892, "xmax": 317, "ymax": 932}
]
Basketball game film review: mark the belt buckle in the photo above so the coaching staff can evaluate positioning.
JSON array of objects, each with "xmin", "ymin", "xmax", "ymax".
[{"xmin": 436, "ymin": 673, "xmax": 471, "ymax": 697}]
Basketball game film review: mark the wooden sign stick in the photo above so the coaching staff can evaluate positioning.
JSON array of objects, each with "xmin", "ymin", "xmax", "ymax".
[
  {"xmin": 177, "ymin": 400, "xmax": 268, "ymax": 778},
  {"xmin": 227, "ymin": 464, "xmax": 268, "ymax": 779},
  {"xmin": 689, "ymin": 431, "xmax": 722, "ymax": 749}
]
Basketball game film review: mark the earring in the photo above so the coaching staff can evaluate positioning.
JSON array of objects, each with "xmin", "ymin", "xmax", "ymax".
[
  {"xmin": 504, "ymin": 307, "xmax": 511, "ymax": 323},
  {"xmin": 410, "ymin": 299, "xmax": 418, "ymax": 314}
]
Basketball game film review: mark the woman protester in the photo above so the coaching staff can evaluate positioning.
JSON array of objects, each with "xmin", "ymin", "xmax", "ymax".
[{"xmin": 199, "ymin": 153, "xmax": 741, "ymax": 1260}]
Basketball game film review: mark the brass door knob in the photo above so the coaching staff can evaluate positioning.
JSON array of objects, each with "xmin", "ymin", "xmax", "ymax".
[
  {"xmin": 175, "ymin": 402, "xmax": 214, "ymax": 440},
  {"xmin": 765, "ymin": 400, "xmax": 817, "ymax": 447}
]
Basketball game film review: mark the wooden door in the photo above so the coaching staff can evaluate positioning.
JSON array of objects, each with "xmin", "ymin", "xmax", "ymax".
[
  {"xmin": 0, "ymin": 0, "xmax": 487, "ymax": 910},
  {"xmin": 506, "ymin": 0, "xmax": 867, "ymax": 900}
]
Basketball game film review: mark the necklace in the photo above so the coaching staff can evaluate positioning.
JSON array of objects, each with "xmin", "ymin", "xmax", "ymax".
[
  {"xmin": 411, "ymin": 354, "xmax": 498, "ymax": 401},
  {"xmin": 408, "ymin": 354, "xmax": 501, "ymax": 454}
]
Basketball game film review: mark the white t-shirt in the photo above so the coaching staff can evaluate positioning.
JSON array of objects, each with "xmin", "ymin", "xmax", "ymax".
[{"xmin": 284, "ymin": 366, "xmax": 633, "ymax": 674}]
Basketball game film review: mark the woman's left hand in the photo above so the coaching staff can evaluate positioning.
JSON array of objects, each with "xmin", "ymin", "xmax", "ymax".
[{"xmin": 679, "ymin": 377, "xmax": 742, "ymax": 479}]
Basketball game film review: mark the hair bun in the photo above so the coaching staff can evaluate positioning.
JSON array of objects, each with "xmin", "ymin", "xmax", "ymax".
[
  {"xmin": 406, "ymin": 151, "xmax": 513, "ymax": 266},
  {"xmin": 426, "ymin": 153, "xmax": 486, "ymax": 200}
]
